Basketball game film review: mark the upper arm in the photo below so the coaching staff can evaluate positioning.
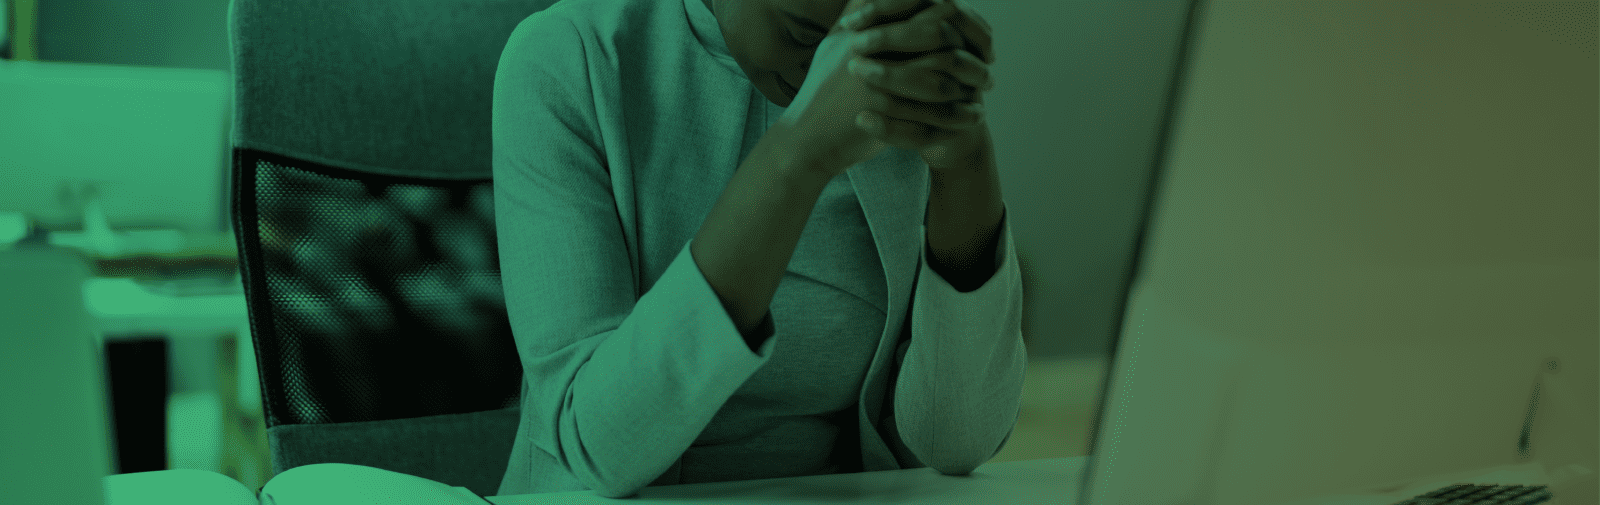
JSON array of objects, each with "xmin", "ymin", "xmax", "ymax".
[{"xmin": 492, "ymin": 14, "xmax": 634, "ymax": 360}]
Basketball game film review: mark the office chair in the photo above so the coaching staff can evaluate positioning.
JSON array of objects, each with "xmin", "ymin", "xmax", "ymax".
[{"xmin": 228, "ymin": 0, "xmax": 560, "ymax": 496}]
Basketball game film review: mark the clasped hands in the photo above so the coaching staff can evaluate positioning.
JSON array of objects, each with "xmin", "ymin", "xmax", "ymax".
[{"xmin": 834, "ymin": 0, "xmax": 995, "ymax": 173}]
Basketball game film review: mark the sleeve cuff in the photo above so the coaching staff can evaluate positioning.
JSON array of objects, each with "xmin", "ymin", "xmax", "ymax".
[
  {"xmin": 919, "ymin": 204, "xmax": 1014, "ymax": 296},
  {"xmin": 741, "ymin": 311, "xmax": 777, "ymax": 355}
]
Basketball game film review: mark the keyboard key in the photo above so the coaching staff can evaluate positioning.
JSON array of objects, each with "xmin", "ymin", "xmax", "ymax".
[
  {"xmin": 1423, "ymin": 484, "xmax": 1476, "ymax": 498},
  {"xmin": 1505, "ymin": 487, "xmax": 1551, "ymax": 505},
  {"xmin": 1394, "ymin": 484, "xmax": 1551, "ymax": 505},
  {"xmin": 1434, "ymin": 486, "xmax": 1486, "ymax": 501},
  {"xmin": 1484, "ymin": 485, "xmax": 1540, "ymax": 502}
]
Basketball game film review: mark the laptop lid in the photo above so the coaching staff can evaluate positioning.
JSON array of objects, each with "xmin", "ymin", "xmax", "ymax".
[{"xmin": 1080, "ymin": 0, "xmax": 1597, "ymax": 504}]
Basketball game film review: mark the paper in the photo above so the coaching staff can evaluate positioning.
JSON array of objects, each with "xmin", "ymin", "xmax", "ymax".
[{"xmin": 258, "ymin": 463, "xmax": 490, "ymax": 505}]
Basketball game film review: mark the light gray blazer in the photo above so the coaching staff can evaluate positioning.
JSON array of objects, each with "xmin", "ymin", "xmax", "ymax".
[{"xmin": 491, "ymin": 0, "xmax": 1027, "ymax": 498}]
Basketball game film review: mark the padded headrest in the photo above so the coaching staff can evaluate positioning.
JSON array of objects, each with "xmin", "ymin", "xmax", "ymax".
[{"xmin": 229, "ymin": 0, "xmax": 561, "ymax": 179}]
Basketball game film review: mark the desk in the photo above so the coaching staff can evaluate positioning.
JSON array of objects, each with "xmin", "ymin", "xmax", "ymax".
[
  {"xmin": 483, "ymin": 457, "xmax": 1566, "ymax": 505},
  {"xmin": 486, "ymin": 457, "xmax": 1084, "ymax": 504},
  {"xmin": 104, "ymin": 456, "xmax": 1579, "ymax": 505},
  {"xmin": 81, "ymin": 272, "xmax": 267, "ymax": 489}
]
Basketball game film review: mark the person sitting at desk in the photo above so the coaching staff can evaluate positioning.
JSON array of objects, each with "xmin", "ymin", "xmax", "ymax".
[{"xmin": 491, "ymin": 0, "xmax": 1025, "ymax": 498}]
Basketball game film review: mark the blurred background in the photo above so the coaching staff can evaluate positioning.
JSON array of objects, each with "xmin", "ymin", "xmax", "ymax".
[
  {"xmin": 2, "ymin": 0, "xmax": 1592, "ymax": 499},
  {"xmin": 1, "ymin": 0, "xmax": 270, "ymax": 493}
]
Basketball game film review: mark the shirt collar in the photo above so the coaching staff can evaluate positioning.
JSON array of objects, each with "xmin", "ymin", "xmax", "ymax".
[{"xmin": 684, "ymin": 0, "xmax": 736, "ymax": 65}]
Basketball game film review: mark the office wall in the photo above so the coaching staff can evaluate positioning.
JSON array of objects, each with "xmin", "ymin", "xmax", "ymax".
[
  {"xmin": 0, "ymin": 62, "xmax": 232, "ymax": 233},
  {"xmin": 969, "ymin": 0, "xmax": 1193, "ymax": 359},
  {"xmin": 5, "ymin": 0, "xmax": 233, "ymax": 233}
]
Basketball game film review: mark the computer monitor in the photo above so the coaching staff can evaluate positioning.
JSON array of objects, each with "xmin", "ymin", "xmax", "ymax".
[
  {"xmin": 1078, "ymin": 0, "xmax": 1597, "ymax": 504},
  {"xmin": 0, "ymin": 59, "xmax": 232, "ymax": 236}
]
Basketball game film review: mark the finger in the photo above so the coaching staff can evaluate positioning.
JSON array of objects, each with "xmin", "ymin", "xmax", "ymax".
[
  {"xmin": 946, "ymin": 0, "xmax": 994, "ymax": 64},
  {"xmin": 851, "ymin": 51, "xmax": 990, "ymax": 103},
  {"xmin": 854, "ymin": 1, "xmax": 963, "ymax": 56},
  {"xmin": 850, "ymin": 0, "xmax": 939, "ymax": 30},
  {"xmin": 868, "ymin": 92, "xmax": 985, "ymax": 132},
  {"xmin": 858, "ymin": 111, "xmax": 969, "ymax": 151},
  {"xmin": 943, "ymin": 49, "xmax": 993, "ymax": 92},
  {"xmin": 837, "ymin": 1, "xmax": 876, "ymax": 32}
]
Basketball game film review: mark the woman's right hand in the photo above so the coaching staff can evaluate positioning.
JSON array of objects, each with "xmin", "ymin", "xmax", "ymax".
[
  {"xmin": 772, "ymin": 0, "xmax": 887, "ymax": 178},
  {"xmin": 775, "ymin": 0, "xmax": 974, "ymax": 179}
]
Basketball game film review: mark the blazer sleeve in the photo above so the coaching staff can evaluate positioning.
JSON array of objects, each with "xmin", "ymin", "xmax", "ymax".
[
  {"xmin": 492, "ymin": 15, "xmax": 776, "ymax": 499},
  {"xmin": 881, "ymin": 204, "xmax": 1028, "ymax": 475}
]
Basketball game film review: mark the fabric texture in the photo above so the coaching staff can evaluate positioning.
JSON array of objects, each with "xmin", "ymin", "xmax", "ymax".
[
  {"xmin": 229, "ymin": 0, "xmax": 559, "ymax": 179},
  {"xmin": 673, "ymin": 163, "xmax": 886, "ymax": 484},
  {"xmin": 234, "ymin": 151, "xmax": 523, "ymax": 498},
  {"xmin": 492, "ymin": 0, "xmax": 1027, "ymax": 498}
]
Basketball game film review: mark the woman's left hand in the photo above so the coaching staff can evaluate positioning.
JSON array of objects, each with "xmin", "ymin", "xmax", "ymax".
[{"xmin": 843, "ymin": 0, "xmax": 995, "ymax": 174}]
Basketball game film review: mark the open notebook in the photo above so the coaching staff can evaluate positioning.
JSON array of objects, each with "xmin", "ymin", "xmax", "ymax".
[{"xmin": 102, "ymin": 464, "xmax": 491, "ymax": 505}]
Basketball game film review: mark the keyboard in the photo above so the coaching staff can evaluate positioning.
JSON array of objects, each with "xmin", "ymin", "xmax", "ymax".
[{"xmin": 1391, "ymin": 483, "xmax": 1551, "ymax": 505}]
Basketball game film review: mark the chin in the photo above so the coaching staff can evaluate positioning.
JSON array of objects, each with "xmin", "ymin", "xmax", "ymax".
[
  {"xmin": 771, "ymin": 74, "xmax": 798, "ymax": 107},
  {"xmin": 771, "ymin": 93, "xmax": 793, "ymax": 108}
]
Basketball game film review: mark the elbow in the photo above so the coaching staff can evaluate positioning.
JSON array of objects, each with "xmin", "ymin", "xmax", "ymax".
[
  {"xmin": 591, "ymin": 483, "xmax": 644, "ymax": 499},
  {"xmin": 552, "ymin": 419, "xmax": 659, "ymax": 498},
  {"xmin": 570, "ymin": 462, "xmax": 652, "ymax": 499},
  {"xmin": 904, "ymin": 427, "xmax": 1010, "ymax": 477},
  {"xmin": 925, "ymin": 455, "xmax": 986, "ymax": 477},
  {"xmin": 933, "ymin": 462, "xmax": 983, "ymax": 477},
  {"xmin": 903, "ymin": 431, "xmax": 989, "ymax": 476},
  {"xmin": 576, "ymin": 470, "xmax": 648, "ymax": 499}
]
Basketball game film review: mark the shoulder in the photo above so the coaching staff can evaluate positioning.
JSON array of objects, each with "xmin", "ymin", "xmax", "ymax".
[
  {"xmin": 496, "ymin": 0, "xmax": 614, "ymax": 95},
  {"xmin": 502, "ymin": 0, "xmax": 671, "ymax": 60},
  {"xmin": 501, "ymin": 1, "xmax": 586, "ymax": 61}
]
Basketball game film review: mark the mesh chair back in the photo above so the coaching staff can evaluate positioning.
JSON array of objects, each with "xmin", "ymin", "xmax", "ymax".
[
  {"xmin": 229, "ymin": 0, "xmax": 560, "ymax": 496},
  {"xmin": 238, "ymin": 151, "xmax": 519, "ymax": 424}
]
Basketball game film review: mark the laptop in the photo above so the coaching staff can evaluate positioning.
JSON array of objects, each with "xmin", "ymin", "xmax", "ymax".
[{"xmin": 1073, "ymin": 1, "xmax": 1597, "ymax": 504}]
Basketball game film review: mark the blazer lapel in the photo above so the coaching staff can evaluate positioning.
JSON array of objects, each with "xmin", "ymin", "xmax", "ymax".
[
  {"xmin": 846, "ymin": 147, "xmax": 929, "ymax": 471},
  {"xmin": 847, "ymin": 148, "xmax": 927, "ymax": 321}
]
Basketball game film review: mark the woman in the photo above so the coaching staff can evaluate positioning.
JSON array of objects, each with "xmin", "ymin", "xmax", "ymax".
[{"xmin": 491, "ymin": 0, "xmax": 1025, "ymax": 498}]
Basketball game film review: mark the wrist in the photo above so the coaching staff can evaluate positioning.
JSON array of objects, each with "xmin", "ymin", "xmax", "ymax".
[
  {"xmin": 926, "ymin": 122, "xmax": 995, "ymax": 176},
  {"xmin": 762, "ymin": 120, "xmax": 848, "ymax": 183}
]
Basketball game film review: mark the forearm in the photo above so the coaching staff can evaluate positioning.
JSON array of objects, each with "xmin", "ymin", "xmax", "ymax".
[
  {"xmin": 894, "ymin": 206, "xmax": 1029, "ymax": 473},
  {"xmin": 691, "ymin": 122, "xmax": 833, "ymax": 345},
  {"xmin": 924, "ymin": 131, "xmax": 1004, "ymax": 292}
]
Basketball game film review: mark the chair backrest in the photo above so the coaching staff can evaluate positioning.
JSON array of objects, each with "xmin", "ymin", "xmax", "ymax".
[{"xmin": 228, "ymin": 0, "xmax": 560, "ymax": 496}]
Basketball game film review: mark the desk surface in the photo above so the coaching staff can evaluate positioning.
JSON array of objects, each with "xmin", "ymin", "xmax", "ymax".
[
  {"xmin": 482, "ymin": 457, "xmax": 1567, "ymax": 505},
  {"xmin": 486, "ymin": 457, "xmax": 1085, "ymax": 505},
  {"xmin": 101, "ymin": 456, "xmax": 1574, "ymax": 505}
]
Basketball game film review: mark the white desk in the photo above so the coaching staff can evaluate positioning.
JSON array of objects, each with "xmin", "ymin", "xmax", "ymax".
[
  {"xmin": 484, "ymin": 457, "xmax": 1569, "ymax": 505},
  {"xmin": 83, "ymin": 277, "xmax": 248, "ymax": 339},
  {"xmin": 103, "ymin": 456, "xmax": 1577, "ymax": 505},
  {"xmin": 486, "ymin": 457, "xmax": 1084, "ymax": 504}
]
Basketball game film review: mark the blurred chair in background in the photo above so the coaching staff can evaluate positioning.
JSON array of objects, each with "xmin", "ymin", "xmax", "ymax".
[{"xmin": 229, "ymin": 0, "xmax": 559, "ymax": 496}]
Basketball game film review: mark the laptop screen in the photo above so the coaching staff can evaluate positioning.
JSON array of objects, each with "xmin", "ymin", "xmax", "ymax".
[
  {"xmin": 1075, "ymin": 0, "xmax": 1208, "ymax": 502},
  {"xmin": 1078, "ymin": 0, "xmax": 1597, "ymax": 504}
]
